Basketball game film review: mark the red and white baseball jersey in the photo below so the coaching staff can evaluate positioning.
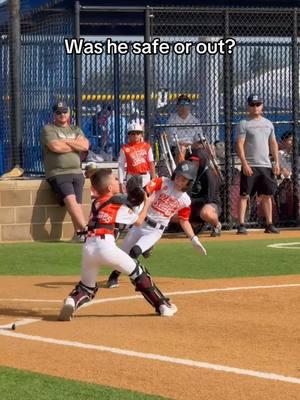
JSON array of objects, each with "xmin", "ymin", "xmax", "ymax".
[
  {"xmin": 145, "ymin": 177, "xmax": 191, "ymax": 225},
  {"xmin": 118, "ymin": 142, "xmax": 154, "ymax": 184},
  {"xmin": 88, "ymin": 194, "xmax": 138, "ymax": 236}
]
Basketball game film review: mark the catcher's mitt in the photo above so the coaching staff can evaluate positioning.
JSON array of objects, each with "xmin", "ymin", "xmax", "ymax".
[{"xmin": 126, "ymin": 176, "xmax": 145, "ymax": 207}]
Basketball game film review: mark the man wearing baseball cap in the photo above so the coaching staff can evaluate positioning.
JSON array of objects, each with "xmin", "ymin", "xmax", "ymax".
[
  {"xmin": 236, "ymin": 93, "xmax": 280, "ymax": 234},
  {"xmin": 40, "ymin": 101, "xmax": 89, "ymax": 242},
  {"xmin": 166, "ymin": 94, "xmax": 204, "ymax": 162}
]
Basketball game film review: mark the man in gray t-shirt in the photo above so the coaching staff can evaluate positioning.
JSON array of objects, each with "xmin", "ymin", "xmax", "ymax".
[
  {"xmin": 40, "ymin": 101, "xmax": 89, "ymax": 241},
  {"xmin": 236, "ymin": 94, "xmax": 280, "ymax": 234}
]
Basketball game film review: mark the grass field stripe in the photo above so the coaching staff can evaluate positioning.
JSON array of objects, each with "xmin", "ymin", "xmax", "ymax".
[
  {"xmin": 0, "ymin": 330, "xmax": 300, "ymax": 385},
  {"xmin": 1, "ymin": 283, "xmax": 300, "ymax": 306},
  {"xmin": 0, "ymin": 318, "xmax": 40, "ymax": 329}
]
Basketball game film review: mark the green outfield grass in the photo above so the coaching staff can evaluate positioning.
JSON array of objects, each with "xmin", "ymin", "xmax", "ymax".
[
  {"xmin": 0, "ymin": 239, "xmax": 299, "ymax": 278},
  {"xmin": 0, "ymin": 366, "xmax": 169, "ymax": 400},
  {"xmin": 0, "ymin": 239, "xmax": 299, "ymax": 399}
]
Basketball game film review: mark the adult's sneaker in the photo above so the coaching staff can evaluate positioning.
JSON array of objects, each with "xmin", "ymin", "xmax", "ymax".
[
  {"xmin": 264, "ymin": 224, "xmax": 280, "ymax": 234},
  {"xmin": 159, "ymin": 303, "xmax": 178, "ymax": 317},
  {"xmin": 106, "ymin": 270, "xmax": 121, "ymax": 288},
  {"xmin": 210, "ymin": 222, "xmax": 222, "ymax": 237},
  {"xmin": 237, "ymin": 225, "xmax": 248, "ymax": 235}
]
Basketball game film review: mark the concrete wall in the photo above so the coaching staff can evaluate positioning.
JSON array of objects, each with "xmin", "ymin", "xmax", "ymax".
[{"xmin": 0, "ymin": 179, "xmax": 91, "ymax": 242}]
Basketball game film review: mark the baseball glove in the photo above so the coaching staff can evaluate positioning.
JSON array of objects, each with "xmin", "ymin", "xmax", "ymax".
[{"xmin": 126, "ymin": 176, "xmax": 145, "ymax": 207}]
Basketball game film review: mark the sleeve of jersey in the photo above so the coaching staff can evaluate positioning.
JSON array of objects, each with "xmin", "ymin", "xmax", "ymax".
[
  {"xmin": 115, "ymin": 205, "xmax": 138, "ymax": 225},
  {"xmin": 147, "ymin": 145, "xmax": 154, "ymax": 162},
  {"xmin": 145, "ymin": 177, "xmax": 163, "ymax": 194},
  {"xmin": 177, "ymin": 195, "xmax": 192, "ymax": 220}
]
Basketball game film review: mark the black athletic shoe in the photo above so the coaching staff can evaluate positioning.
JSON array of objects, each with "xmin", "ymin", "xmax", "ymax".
[
  {"xmin": 264, "ymin": 224, "xmax": 280, "ymax": 234},
  {"xmin": 237, "ymin": 225, "xmax": 248, "ymax": 235},
  {"xmin": 107, "ymin": 270, "xmax": 120, "ymax": 288},
  {"xmin": 142, "ymin": 246, "xmax": 154, "ymax": 258}
]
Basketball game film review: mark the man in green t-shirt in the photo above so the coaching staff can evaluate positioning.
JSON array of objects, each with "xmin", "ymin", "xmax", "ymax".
[{"xmin": 40, "ymin": 101, "xmax": 89, "ymax": 241}]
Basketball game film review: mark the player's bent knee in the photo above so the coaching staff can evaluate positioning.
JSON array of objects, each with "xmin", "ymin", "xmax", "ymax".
[{"xmin": 129, "ymin": 245, "xmax": 142, "ymax": 259}]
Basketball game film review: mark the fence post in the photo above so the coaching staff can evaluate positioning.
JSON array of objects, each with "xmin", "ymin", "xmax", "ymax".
[
  {"xmin": 113, "ymin": 52, "xmax": 120, "ymax": 155},
  {"xmin": 144, "ymin": 6, "xmax": 151, "ymax": 142},
  {"xmin": 223, "ymin": 9, "xmax": 233, "ymax": 228},
  {"xmin": 292, "ymin": 8, "xmax": 300, "ymax": 222},
  {"xmin": 8, "ymin": 0, "xmax": 22, "ymax": 167},
  {"xmin": 74, "ymin": 1, "xmax": 82, "ymax": 127}
]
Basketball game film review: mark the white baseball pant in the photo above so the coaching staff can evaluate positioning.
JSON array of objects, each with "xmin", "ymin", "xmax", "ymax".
[{"xmin": 81, "ymin": 235, "xmax": 136, "ymax": 287}]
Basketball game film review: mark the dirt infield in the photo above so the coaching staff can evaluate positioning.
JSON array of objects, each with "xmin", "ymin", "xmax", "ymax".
[{"xmin": 0, "ymin": 272, "xmax": 300, "ymax": 399}]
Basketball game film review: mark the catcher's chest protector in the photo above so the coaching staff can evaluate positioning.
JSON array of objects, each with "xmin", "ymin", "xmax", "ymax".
[{"xmin": 88, "ymin": 195, "xmax": 132, "ymax": 235}]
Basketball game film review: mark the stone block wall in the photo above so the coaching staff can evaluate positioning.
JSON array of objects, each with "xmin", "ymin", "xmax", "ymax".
[{"xmin": 0, "ymin": 178, "xmax": 91, "ymax": 242}]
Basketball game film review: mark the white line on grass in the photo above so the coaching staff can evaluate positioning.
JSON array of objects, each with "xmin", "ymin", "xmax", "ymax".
[
  {"xmin": 0, "ymin": 329, "xmax": 299, "ymax": 385},
  {"xmin": 267, "ymin": 242, "xmax": 300, "ymax": 249},
  {"xmin": 1, "ymin": 283, "xmax": 300, "ymax": 306}
]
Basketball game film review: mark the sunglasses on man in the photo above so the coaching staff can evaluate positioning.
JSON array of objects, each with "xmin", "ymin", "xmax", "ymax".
[
  {"xmin": 249, "ymin": 102, "xmax": 262, "ymax": 107},
  {"xmin": 55, "ymin": 110, "xmax": 68, "ymax": 115}
]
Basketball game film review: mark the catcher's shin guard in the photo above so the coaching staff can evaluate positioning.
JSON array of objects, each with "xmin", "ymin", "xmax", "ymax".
[
  {"xmin": 58, "ymin": 281, "xmax": 98, "ymax": 321},
  {"xmin": 129, "ymin": 262, "xmax": 170, "ymax": 313}
]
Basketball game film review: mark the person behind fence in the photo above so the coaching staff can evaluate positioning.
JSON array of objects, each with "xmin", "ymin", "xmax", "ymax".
[
  {"xmin": 118, "ymin": 122, "xmax": 156, "ymax": 193},
  {"xmin": 166, "ymin": 94, "xmax": 204, "ymax": 162},
  {"xmin": 40, "ymin": 101, "xmax": 89, "ymax": 242},
  {"xmin": 106, "ymin": 160, "xmax": 207, "ymax": 289},
  {"xmin": 276, "ymin": 131, "xmax": 298, "ymax": 220},
  {"xmin": 189, "ymin": 148, "xmax": 222, "ymax": 237},
  {"xmin": 58, "ymin": 168, "xmax": 178, "ymax": 320},
  {"xmin": 236, "ymin": 94, "xmax": 280, "ymax": 234}
]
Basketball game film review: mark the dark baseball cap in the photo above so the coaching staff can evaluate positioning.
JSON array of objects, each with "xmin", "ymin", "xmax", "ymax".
[
  {"xmin": 247, "ymin": 94, "xmax": 263, "ymax": 105},
  {"xmin": 189, "ymin": 148, "xmax": 208, "ymax": 163},
  {"xmin": 176, "ymin": 94, "xmax": 191, "ymax": 106},
  {"xmin": 53, "ymin": 101, "xmax": 69, "ymax": 113}
]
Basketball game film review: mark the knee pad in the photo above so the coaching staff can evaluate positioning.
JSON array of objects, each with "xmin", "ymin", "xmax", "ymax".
[
  {"xmin": 129, "ymin": 245, "xmax": 142, "ymax": 259},
  {"xmin": 129, "ymin": 262, "xmax": 169, "ymax": 312}
]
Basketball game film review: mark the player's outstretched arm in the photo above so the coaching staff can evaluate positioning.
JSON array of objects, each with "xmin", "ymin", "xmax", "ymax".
[{"xmin": 179, "ymin": 219, "xmax": 207, "ymax": 256}]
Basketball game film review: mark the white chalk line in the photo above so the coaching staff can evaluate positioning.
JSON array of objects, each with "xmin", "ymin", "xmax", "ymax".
[
  {"xmin": 0, "ymin": 318, "xmax": 40, "ymax": 329},
  {"xmin": 1, "ymin": 283, "xmax": 300, "ymax": 307},
  {"xmin": 267, "ymin": 242, "xmax": 300, "ymax": 249},
  {"xmin": 0, "ymin": 329, "xmax": 299, "ymax": 385}
]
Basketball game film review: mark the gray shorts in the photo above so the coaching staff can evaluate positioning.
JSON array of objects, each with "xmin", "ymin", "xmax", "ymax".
[{"xmin": 47, "ymin": 173, "xmax": 85, "ymax": 206}]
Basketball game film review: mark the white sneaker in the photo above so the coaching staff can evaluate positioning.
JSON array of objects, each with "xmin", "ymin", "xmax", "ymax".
[
  {"xmin": 58, "ymin": 297, "xmax": 75, "ymax": 321},
  {"xmin": 159, "ymin": 303, "xmax": 178, "ymax": 317}
]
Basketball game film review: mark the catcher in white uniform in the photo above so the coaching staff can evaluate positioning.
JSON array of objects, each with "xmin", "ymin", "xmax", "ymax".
[
  {"xmin": 58, "ymin": 168, "xmax": 177, "ymax": 321},
  {"xmin": 107, "ymin": 161, "xmax": 207, "ymax": 288}
]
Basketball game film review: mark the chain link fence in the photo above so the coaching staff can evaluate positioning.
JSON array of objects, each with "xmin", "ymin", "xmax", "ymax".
[
  {"xmin": 0, "ymin": 1, "xmax": 74, "ymax": 175},
  {"xmin": 150, "ymin": 6, "xmax": 299, "ymax": 227}
]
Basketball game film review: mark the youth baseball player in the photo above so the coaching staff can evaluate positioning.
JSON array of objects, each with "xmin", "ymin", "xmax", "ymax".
[
  {"xmin": 58, "ymin": 168, "xmax": 177, "ymax": 321},
  {"xmin": 118, "ymin": 122, "xmax": 156, "ymax": 191},
  {"xmin": 107, "ymin": 160, "xmax": 207, "ymax": 288}
]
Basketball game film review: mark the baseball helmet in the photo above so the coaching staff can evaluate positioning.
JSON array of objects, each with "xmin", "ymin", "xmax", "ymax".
[
  {"xmin": 172, "ymin": 161, "xmax": 198, "ymax": 191},
  {"xmin": 127, "ymin": 121, "xmax": 144, "ymax": 134}
]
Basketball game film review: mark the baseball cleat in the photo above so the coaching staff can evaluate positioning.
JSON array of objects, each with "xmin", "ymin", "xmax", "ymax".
[
  {"xmin": 159, "ymin": 303, "xmax": 178, "ymax": 317},
  {"xmin": 107, "ymin": 271, "xmax": 120, "ymax": 288},
  {"xmin": 58, "ymin": 297, "xmax": 75, "ymax": 321}
]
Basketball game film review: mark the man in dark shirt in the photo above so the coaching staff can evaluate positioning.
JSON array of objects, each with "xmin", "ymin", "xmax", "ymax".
[{"xmin": 189, "ymin": 148, "xmax": 222, "ymax": 237}]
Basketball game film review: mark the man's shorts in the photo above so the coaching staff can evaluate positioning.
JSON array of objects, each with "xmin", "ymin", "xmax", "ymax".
[
  {"xmin": 240, "ymin": 167, "xmax": 277, "ymax": 197},
  {"xmin": 190, "ymin": 198, "xmax": 220, "ymax": 223},
  {"xmin": 47, "ymin": 173, "xmax": 85, "ymax": 206}
]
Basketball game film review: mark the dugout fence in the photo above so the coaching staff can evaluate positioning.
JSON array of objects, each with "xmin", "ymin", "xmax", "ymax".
[{"xmin": 0, "ymin": 2, "xmax": 299, "ymax": 227}]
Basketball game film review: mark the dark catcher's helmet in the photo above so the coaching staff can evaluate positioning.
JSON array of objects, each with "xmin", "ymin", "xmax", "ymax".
[{"xmin": 172, "ymin": 160, "xmax": 198, "ymax": 191}]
